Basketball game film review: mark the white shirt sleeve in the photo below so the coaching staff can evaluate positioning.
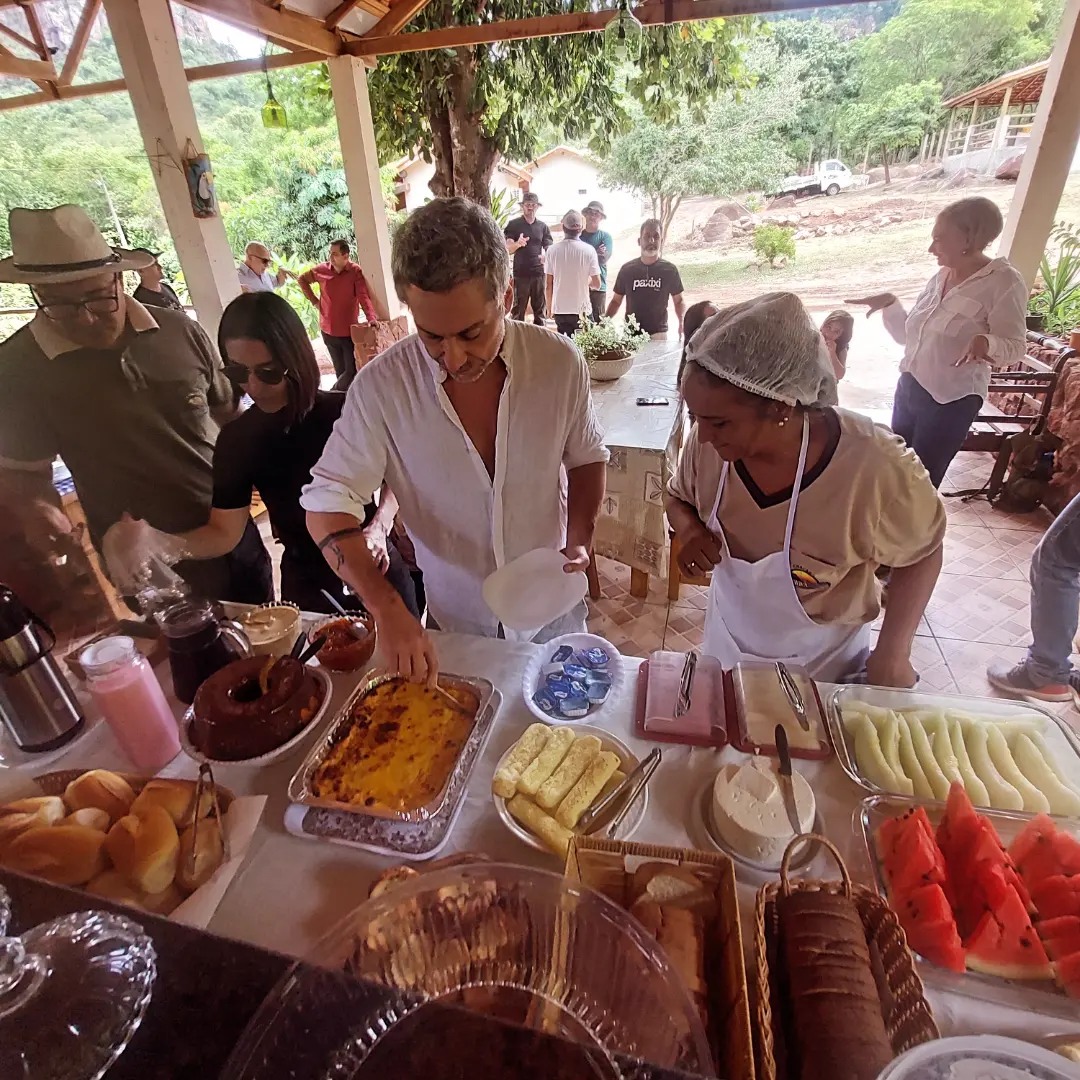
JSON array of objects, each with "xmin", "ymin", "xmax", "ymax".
[
  {"xmin": 563, "ymin": 352, "xmax": 610, "ymax": 471},
  {"xmin": 983, "ymin": 272, "xmax": 1028, "ymax": 369},
  {"xmin": 588, "ymin": 247, "xmax": 601, "ymax": 276},
  {"xmin": 882, "ymin": 299, "xmax": 909, "ymax": 345},
  {"xmin": 300, "ymin": 383, "xmax": 387, "ymax": 518}
]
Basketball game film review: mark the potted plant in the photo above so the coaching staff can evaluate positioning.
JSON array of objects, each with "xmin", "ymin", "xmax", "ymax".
[
  {"xmin": 1028, "ymin": 222, "xmax": 1080, "ymax": 335},
  {"xmin": 572, "ymin": 315, "xmax": 649, "ymax": 381}
]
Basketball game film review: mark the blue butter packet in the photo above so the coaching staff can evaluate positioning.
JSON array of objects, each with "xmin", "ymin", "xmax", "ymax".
[
  {"xmin": 532, "ymin": 687, "xmax": 560, "ymax": 715},
  {"xmin": 567, "ymin": 679, "xmax": 590, "ymax": 697},
  {"xmin": 550, "ymin": 644, "xmax": 575, "ymax": 664},
  {"xmin": 541, "ymin": 663, "xmax": 565, "ymax": 681},
  {"xmin": 563, "ymin": 663, "xmax": 590, "ymax": 682},
  {"xmin": 578, "ymin": 647, "xmax": 611, "ymax": 670},
  {"xmin": 547, "ymin": 675, "xmax": 574, "ymax": 700},
  {"xmin": 559, "ymin": 692, "xmax": 590, "ymax": 718},
  {"xmin": 586, "ymin": 680, "xmax": 611, "ymax": 704}
]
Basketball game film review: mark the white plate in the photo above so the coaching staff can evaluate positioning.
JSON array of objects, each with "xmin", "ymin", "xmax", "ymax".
[
  {"xmin": 492, "ymin": 723, "xmax": 646, "ymax": 852},
  {"xmin": 521, "ymin": 632, "xmax": 622, "ymax": 724},
  {"xmin": 179, "ymin": 667, "xmax": 334, "ymax": 768},
  {"xmin": 482, "ymin": 548, "xmax": 588, "ymax": 632}
]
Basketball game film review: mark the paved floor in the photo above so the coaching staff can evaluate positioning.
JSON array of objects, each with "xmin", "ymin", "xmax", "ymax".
[{"xmin": 586, "ymin": 450, "xmax": 1080, "ymax": 732}]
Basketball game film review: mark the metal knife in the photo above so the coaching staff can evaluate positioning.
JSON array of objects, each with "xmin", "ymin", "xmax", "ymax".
[
  {"xmin": 774, "ymin": 723, "xmax": 804, "ymax": 838},
  {"xmin": 776, "ymin": 661, "xmax": 810, "ymax": 732},
  {"xmin": 577, "ymin": 747, "xmax": 661, "ymax": 833}
]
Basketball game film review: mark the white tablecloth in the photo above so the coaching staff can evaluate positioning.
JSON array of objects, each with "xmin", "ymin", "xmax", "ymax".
[{"xmin": 1, "ymin": 632, "xmax": 1072, "ymax": 1043}]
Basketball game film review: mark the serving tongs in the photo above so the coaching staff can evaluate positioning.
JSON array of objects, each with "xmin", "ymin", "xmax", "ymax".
[
  {"xmin": 186, "ymin": 762, "xmax": 229, "ymax": 875},
  {"xmin": 674, "ymin": 650, "xmax": 698, "ymax": 717},
  {"xmin": 775, "ymin": 661, "xmax": 810, "ymax": 732},
  {"xmin": 577, "ymin": 747, "xmax": 662, "ymax": 835}
]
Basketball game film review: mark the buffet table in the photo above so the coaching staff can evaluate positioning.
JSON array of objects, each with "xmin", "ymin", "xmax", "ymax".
[{"xmin": 1, "ymin": 631, "xmax": 1073, "ymax": 1047}]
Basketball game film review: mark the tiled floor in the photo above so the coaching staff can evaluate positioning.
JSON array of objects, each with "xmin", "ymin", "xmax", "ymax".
[{"xmin": 586, "ymin": 451, "xmax": 1080, "ymax": 732}]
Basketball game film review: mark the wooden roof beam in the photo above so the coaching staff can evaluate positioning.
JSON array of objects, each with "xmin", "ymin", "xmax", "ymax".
[
  {"xmin": 0, "ymin": 18, "xmax": 41, "ymax": 54},
  {"xmin": 325, "ymin": 0, "xmax": 391, "ymax": 29},
  {"xmin": 347, "ymin": 0, "xmax": 870, "ymax": 56},
  {"xmin": 172, "ymin": 0, "xmax": 344, "ymax": 54},
  {"xmin": 354, "ymin": 0, "xmax": 432, "ymax": 37},
  {"xmin": 0, "ymin": 43, "xmax": 53, "ymax": 79},
  {"xmin": 58, "ymin": 0, "xmax": 100, "ymax": 85}
]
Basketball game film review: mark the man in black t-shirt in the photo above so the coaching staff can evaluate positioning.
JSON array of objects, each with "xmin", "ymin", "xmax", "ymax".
[
  {"xmin": 504, "ymin": 192, "xmax": 552, "ymax": 324},
  {"xmin": 131, "ymin": 250, "xmax": 184, "ymax": 311},
  {"xmin": 608, "ymin": 218, "xmax": 686, "ymax": 337}
]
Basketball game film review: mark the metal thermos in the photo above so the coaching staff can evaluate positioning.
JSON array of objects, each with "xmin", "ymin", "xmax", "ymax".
[{"xmin": 0, "ymin": 585, "xmax": 85, "ymax": 752}]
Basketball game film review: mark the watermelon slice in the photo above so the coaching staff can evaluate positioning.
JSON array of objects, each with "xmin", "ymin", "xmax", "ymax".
[
  {"xmin": 1054, "ymin": 831, "xmax": 1080, "ymax": 876},
  {"xmin": 1055, "ymin": 950, "xmax": 1080, "ymax": 998},
  {"xmin": 938, "ymin": 781, "xmax": 980, "ymax": 862},
  {"xmin": 1011, "ymin": 815, "xmax": 1064, "ymax": 887},
  {"xmin": 1042, "ymin": 929, "xmax": 1080, "ymax": 960},
  {"xmin": 896, "ymin": 883, "xmax": 965, "ymax": 972},
  {"xmin": 1031, "ymin": 874, "xmax": 1080, "ymax": 920},
  {"xmin": 882, "ymin": 815, "xmax": 946, "ymax": 895},
  {"xmin": 964, "ymin": 883, "xmax": 1053, "ymax": 980}
]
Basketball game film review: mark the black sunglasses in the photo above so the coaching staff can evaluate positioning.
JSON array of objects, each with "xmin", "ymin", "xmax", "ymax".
[{"xmin": 223, "ymin": 362, "xmax": 285, "ymax": 386}]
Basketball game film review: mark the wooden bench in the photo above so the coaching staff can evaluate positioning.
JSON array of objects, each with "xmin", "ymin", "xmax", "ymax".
[{"xmin": 952, "ymin": 331, "xmax": 1075, "ymax": 499}]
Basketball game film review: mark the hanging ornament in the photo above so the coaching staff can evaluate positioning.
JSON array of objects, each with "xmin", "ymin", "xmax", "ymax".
[
  {"xmin": 262, "ymin": 78, "xmax": 288, "ymax": 130},
  {"xmin": 604, "ymin": 0, "xmax": 643, "ymax": 65}
]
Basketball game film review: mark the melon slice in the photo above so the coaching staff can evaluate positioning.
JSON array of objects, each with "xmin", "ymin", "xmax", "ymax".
[
  {"xmin": 929, "ymin": 723, "xmax": 962, "ymax": 787},
  {"xmin": 847, "ymin": 713, "xmax": 905, "ymax": 793},
  {"xmin": 1010, "ymin": 815, "xmax": 1062, "ymax": 888},
  {"xmin": 1031, "ymin": 874, "xmax": 1080, "ymax": 920},
  {"xmin": 985, "ymin": 725, "xmax": 1051, "ymax": 813},
  {"xmin": 878, "ymin": 712, "xmax": 913, "ymax": 797},
  {"xmin": 964, "ymin": 883, "xmax": 1053, "ymax": 981},
  {"xmin": 1054, "ymin": 950, "xmax": 1080, "ymax": 999},
  {"xmin": 964, "ymin": 722, "xmax": 1023, "ymax": 811},
  {"xmin": 1013, "ymin": 734, "xmax": 1080, "ymax": 817},
  {"xmin": 883, "ymin": 818, "xmax": 947, "ymax": 895},
  {"xmin": 897, "ymin": 718, "xmax": 934, "ymax": 800},
  {"xmin": 1053, "ymin": 831, "xmax": 1080, "ymax": 877},
  {"xmin": 948, "ymin": 719, "xmax": 990, "ymax": 806},
  {"xmin": 937, "ymin": 782, "xmax": 980, "ymax": 865},
  {"xmin": 907, "ymin": 718, "xmax": 951, "ymax": 800}
]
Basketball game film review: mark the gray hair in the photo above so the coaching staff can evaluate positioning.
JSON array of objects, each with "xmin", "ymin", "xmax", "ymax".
[
  {"xmin": 391, "ymin": 196, "xmax": 510, "ymax": 303},
  {"xmin": 939, "ymin": 196, "xmax": 1004, "ymax": 252}
]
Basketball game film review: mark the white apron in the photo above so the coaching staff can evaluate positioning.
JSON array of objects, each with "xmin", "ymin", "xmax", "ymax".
[{"xmin": 701, "ymin": 415, "xmax": 871, "ymax": 682}]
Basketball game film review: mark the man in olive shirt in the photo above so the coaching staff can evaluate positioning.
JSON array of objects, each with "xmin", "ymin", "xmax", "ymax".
[
  {"xmin": 504, "ymin": 192, "xmax": 552, "ymax": 324},
  {"xmin": 0, "ymin": 205, "xmax": 271, "ymax": 604}
]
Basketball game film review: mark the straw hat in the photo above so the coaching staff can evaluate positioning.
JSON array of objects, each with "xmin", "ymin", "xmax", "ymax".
[{"xmin": 0, "ymin": 205, "xmax": 155, "ymax": 284}]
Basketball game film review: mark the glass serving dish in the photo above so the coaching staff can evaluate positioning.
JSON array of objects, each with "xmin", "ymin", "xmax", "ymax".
[
  {"xmin": 222, "ymin": 862, "xmax": 714, "ymax": 1080},
  {"xmin": 860, "ymin": 792, "xmax": 1080, "ymax": 1021},
  {"xmin": 827, "ymin": 684, "xmax": 1080, "ymax": 802},
  {"xmin": 288, "ymin": 672, "xmax": 495, "ymax": 823},
  {"xmin": 0, "ymin": 909, "xmax": 156, "ymax": 1080}
]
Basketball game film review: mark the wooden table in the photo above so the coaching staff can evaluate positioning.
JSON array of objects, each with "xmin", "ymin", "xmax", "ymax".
[{"xmin": 590, "ymin": 338, "xmax": 683, "ymax": 598}]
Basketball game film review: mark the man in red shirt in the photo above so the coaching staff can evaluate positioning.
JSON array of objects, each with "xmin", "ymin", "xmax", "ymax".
[{"xmin": 298, "ymin": 239, "xmax": 380, "ymax": 389}]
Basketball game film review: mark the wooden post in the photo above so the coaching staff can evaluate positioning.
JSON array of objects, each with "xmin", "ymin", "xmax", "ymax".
[
  {"xmin": 327, "ymin": 55, "xmax": 399, "ymax": 320},
  {"xmin": 942, "ymin": 110, "xmax": 956, "ymax": 160},
  {"xmin": 962, "ymin": 101, "xmax": 978, "ymax": 154},
  {"xmin": 103, "ymin": 0, "xmax": 238, "ymax": 335},
  {"xmin": 991, "ymin": 84, "xmax": 1014, "ymax": 153},
  {"xmin": 918, "ymin": 131, "xmax": 928, "ymax": 163},
  {"xmin": 1001, "ymin": 0, "xmax": 1080, "ymax": 286}
]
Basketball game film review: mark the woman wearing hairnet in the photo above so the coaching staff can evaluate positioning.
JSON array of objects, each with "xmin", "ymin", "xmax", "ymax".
[{"xmin": 666, "ymin": 293, "xmax": 945, "ymax": 687}]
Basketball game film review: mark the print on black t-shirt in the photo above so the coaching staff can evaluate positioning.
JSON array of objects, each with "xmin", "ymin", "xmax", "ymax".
[{"xmin": 614, "ymin": 257, "xmax": 684, "ymax": 334}]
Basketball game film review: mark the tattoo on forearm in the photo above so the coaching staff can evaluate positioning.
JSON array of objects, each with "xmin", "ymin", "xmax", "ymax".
[{"xmin": 326, "ymin": 540, "xmax": 346, "ymax": 571}]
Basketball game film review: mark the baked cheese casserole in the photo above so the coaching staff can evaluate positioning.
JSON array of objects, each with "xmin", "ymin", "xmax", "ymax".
[{"xmin": 310, "ymin": 678, "xmax": 479, "ymax": 812}]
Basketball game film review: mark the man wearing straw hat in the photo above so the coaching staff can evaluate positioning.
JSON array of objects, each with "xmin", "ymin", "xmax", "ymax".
[{"xmin": 0, "ymin": 204, "xmax": 272, "ymax": 604}]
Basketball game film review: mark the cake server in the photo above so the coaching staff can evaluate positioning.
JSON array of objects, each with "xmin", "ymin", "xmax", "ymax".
[
  {"xmin": 774, "ymin": 724, "xmax": 803, "ymax": 837},
  {"xmin": 578, "ymin": 747, "xmax": 661, "ymax": 833},
  {"xmin": 775, "ymin": 661, "xmax": 810, "ymax": 731}
]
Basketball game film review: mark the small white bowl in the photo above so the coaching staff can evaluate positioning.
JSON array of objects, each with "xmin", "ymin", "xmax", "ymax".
[
  {"xmin": 521, "ymin": 632, "xmax": 622, "ymax": 724},
  {"xmin": 179, "ymin": 667, "xmax": 333, "ymax": 768}
]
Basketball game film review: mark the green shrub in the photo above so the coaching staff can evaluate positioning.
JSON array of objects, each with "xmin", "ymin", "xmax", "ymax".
[{"xmin": 753, "ymin": 223, "xmax": 796, "ymax": 267}]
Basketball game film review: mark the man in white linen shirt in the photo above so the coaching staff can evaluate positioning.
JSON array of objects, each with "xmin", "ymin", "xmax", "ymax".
[
  {"xmin": 302, "ymin": 197, "xmax": 609, "ymax": 681},
  {"xmin": 546, "ymin": 209, "xmax": 601, "ymax": 337}
]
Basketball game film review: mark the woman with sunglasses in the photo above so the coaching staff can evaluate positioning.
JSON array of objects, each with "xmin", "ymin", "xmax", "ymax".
[{"xmin": 109, "ymin": 292, "xmax": 419, "ymax": 616}]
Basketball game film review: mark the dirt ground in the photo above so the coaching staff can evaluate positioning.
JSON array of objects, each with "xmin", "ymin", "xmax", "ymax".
[{"xmin": 601, "ymin": 174, "xmax": 1080, "ymax": 415}]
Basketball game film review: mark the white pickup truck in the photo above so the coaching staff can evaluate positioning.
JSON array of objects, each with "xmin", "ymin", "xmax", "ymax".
[{"xmin": 771, "ymin": 159, "xmax": 855, "ymax": 198}]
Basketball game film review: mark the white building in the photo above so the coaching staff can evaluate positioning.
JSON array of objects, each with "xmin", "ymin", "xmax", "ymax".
[{"xmin": 391, "ymin": 156, "xmax": 531, "ymax": 212}]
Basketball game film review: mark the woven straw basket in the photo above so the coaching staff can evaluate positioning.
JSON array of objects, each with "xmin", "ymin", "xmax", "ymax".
[{"xmin": 753, "ymin": 833, "xmax": 939, "ymax": 1080}]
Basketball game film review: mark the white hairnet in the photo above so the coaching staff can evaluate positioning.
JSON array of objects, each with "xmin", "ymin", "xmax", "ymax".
[{"xmin": 684, "ymin": 292, "xmax": 838, "ymax": 407}]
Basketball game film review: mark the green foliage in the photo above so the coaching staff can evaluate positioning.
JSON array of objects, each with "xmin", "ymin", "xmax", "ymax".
[
  {"xmin": 572, "ymin": 315, "xmax": 648, "ymax": 362},
  {"xmin": 599, "ymin": 39, "xmax": 798, "ymax": 240},
  {"xmin": 1030, "ymin": 222, "xmax": 1080, "ymax": 336},
  {"xmin": 364, "ymin": 0, "xmax": 752, "ymax": 204},
  {"xmin": 488, "ymin": 188, "xmax": 516, "ymax": 231},
  {"xmin": 841, "ymin": 80, "xmax": 942, "ymax": 174},
  {"xmin": 753, "ymin": 223, "xmax": 796, "ymax": 267}
]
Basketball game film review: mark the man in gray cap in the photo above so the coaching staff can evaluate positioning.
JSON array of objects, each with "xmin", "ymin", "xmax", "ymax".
[
  {"xmin": 580, "ymin": 201, "xmax": 613, "ymax": 323},
  {"xmin": 504, "ymin": 192, "xmax": 552, "ymax": 324},
  {"xmin": 546, "ymin": 209, "xmax": 601, "ymax": 337}
]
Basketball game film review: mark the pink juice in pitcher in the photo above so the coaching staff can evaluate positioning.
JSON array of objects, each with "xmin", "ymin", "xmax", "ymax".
[{"xmin": 79, "ymin": 635, "xmax": 180, "ymax": 770}]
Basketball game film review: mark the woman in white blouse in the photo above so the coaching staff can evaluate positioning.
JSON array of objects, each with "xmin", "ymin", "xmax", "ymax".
[{"xmin": 847, "ymin": 197, "xmax": 1028, "ymax": 487}]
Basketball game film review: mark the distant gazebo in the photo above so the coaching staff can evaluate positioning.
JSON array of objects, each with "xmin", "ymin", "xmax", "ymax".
[{"xmin": 939, "ymin": 60, "xmax": 1050, "ymax": 175}]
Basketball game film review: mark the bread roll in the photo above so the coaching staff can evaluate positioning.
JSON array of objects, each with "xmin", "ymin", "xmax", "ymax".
[
  {"xmin": 130, "ymin": 779, "xmax": 211, "ymax": 828},
  {"xmin": 64, "ymin": 770, "xmax": 136, "ymax": 822},
  {"xmin": 86, "ymin": 869, "xmax": 184, "ymax": 915},
  {"xmin": 63, "ymin": 807, "xmax": 111, "ymax": 832},
  {"xmin": 536, "ymin": 735, "xmax": 601, "ymax": 809},
  {"xmin": 176, "ymin": 819, "xmax": 225, "ymax": 892},
  {"xmin": 0, "ymin": 796, "xmax": 66, "ymax": 850},
  {"xmin": 106, "ymin": 805, "xmax": 179, "ymax": 894},
  {"xmin": 633, "ymin": 864, "xmax": 711, "ymax": 912},
  {"xmin": 492, "ymin": 724, "xmax": 551, "ymax": 799},
  {"xmin": 554, "ymin": 750, "xmax": 619, "ymax": 828},
  {"xmin": 517, "ymin": 726, "xmax": 575, "ymax": 796},
  {"xmin": 2, "ymin": 824, "xmax": 107, "ymax": 885},
  {"xmin": 506, "ymin": 794, "xmax": 573, "ymax": 858}
]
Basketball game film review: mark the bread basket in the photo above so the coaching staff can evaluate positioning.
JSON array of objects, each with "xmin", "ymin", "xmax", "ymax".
[{"xmin": 753, "ymin": 834, "xmax": 938, "ymax": 1080}]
